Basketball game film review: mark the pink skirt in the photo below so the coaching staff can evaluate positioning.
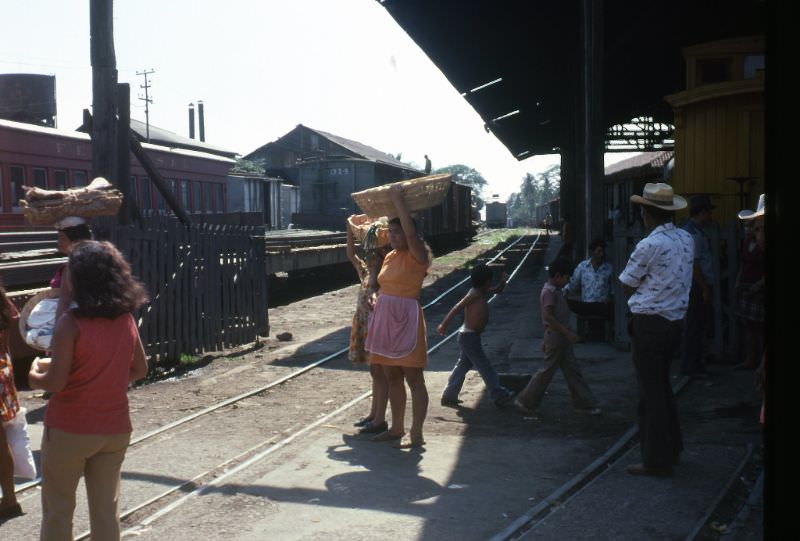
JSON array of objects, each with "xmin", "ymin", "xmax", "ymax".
[{"xmin": 365, "ymin": 294, "xmax": 420, "ymax": 359}]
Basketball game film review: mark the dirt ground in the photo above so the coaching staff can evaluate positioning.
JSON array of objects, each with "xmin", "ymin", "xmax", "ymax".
[{"xmin": 17, "ymin": 228, "xmax": 533, "ymax": 432}]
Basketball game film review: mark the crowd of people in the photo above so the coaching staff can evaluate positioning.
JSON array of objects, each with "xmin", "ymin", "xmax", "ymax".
[
  {"xmin": 0, "ymin": 180, "xmax": 766, "ymax": 537},
  {"xmin": 345, "ymin": 181, "xmax": 765, "ymax": 480}
]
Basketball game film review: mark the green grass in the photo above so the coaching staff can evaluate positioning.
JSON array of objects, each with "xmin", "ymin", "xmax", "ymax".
[
  {"xmin": 433, "ymin": 228, "xmax": 530, "ymax": 269},
  {"xmin": 178, "ymin": 353, "xmax": 202, "ymax": 365}
]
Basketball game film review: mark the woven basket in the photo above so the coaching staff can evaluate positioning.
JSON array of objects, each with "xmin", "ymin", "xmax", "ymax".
[
  {"xmin": 19, "ymin": 288, "xmax": 60, "ymax": 352},
  {"xmin": 351, "ymin": 173, "xmax": 452, "ymax": 218},
  {"xmin": 346, "ymin": 214, "xmax": 389, "ymax": 246}
]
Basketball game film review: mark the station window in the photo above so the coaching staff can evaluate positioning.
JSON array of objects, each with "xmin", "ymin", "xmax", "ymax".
[
  {"xmin": 139, "ymin": 176, "xmax": 152, "ymax": 210},
  {"xmin": 33, "ymin": 168, "xmax": 48, "ymax": 189},
  {"xmin": 10, "ymin": 166, "xmax": 25, "ymax": 206},
  {"xmin": 181, "ymin": 179, "xmax": 191, "ymax": 212},
  {"xmin": 73, "ymin": 170, "xmax": 88, "ymax": 187},
  {"xmin": 192, "ymin": 181, "xmax": 202, "ymax": 213},
  {"xmin": 54, "ymin": 170, "xmax": 68, "ymax": 190},
  {"xmin": 216, "ymin": 184, "xmax": 225, "ymax": 213},
  {"xmin": 696, "ymin": 59, "xmax": 731, "ymax": 85},
  {"xmin": 204, "ymin": 183, "xmax": 214, "ymax": 213},
  {"xmin": 743, "ymin": 55, "xmax": 765, "ymax": 79}
]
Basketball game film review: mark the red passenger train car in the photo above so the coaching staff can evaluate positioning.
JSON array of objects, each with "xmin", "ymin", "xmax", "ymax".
[{"xmin": 0, "ymin": 118, "xmax": 235, "ymax": 229}]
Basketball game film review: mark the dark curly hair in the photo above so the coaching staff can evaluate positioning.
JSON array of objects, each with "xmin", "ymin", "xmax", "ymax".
[
  {"xmin": 62, "ymin": 223, "xmax": 93, "ymax": 243},
  {"xmin": 69, "ymin": 241, "xmax": 149, "ymax": 319}
]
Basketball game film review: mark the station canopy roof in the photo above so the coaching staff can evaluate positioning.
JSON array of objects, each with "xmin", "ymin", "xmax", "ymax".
[{"xmin": 379, "ymin": 0, "xmax": 766, "ymax": 159}]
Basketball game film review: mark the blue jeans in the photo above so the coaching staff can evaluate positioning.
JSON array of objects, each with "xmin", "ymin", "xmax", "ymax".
[{"xmin": 442, "ymin": 332, "xmax": 510, "ymax": 402}]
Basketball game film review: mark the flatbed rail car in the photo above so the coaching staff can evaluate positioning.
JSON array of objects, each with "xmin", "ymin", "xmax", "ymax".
[{"xmin": 0, "ymin": 118, "xmax": 235, "ymax": 228}]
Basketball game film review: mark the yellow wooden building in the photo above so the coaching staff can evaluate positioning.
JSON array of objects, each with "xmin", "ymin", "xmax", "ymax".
[{"xmin": 665, "ymin": 35, "xmax": 764, "ymax": 225}]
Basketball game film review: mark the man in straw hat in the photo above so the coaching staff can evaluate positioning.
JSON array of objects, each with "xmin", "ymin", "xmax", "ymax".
[
  {"xmin": 737, "ymin": 194, "xmax": 765, "ymax": 425},
  {"xmin": 619, "ymin": 183, "xmax": 694, "ymax": 477}
]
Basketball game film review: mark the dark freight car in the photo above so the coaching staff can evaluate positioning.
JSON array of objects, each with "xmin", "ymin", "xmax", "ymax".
[
  {"xmin": 485, "ymin": 201, "xmax": 507, "ymax": 228},
  {"xmin": 418, "ymin": 181, "xmax": 475, "ymax": 249}
]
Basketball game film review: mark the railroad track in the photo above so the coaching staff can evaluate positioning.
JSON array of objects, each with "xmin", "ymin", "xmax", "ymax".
[
  {"xmin": 9, "ymin": 237, "xmax": 535, "ymax": 528},
  {"xmin": 0, "ymin": 231, "xmax": 62, "ymax": 289},
  {"xmin": 6, "ymin": 230, "xmax": 756, "ymax": 541},
  {"xmin": 112, "ymin": 233, "xmax": 545, "ymax": 539}
]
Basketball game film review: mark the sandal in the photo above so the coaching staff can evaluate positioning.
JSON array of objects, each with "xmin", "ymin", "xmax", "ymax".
[
  {"xmin": 394, "ymin": 435, "xmax": 426, "ymax": 449},
  {"xmin": 358, "ymin": 421, "xmax": 388, "ymax": 434},
  {"xmin": 353, "ymin": 416, "xmax": 374, "ymax": 427},
  {"xmin": 371, "ymin": 430, "xmax": 404, "ymax": 442}
]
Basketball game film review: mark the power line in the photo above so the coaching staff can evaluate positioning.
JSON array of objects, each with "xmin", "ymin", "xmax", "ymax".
[{"xmin": 136, "ymin": 68, "xmax": 155, "ymax": 142}]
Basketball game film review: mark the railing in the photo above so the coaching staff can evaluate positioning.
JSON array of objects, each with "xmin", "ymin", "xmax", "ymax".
[{"xmin": 96, "ymin": 216, "xmax": 268, "ymax": 363}]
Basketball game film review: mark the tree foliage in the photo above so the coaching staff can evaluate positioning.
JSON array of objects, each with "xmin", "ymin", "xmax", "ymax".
[
  {"xmin": 433, "ymin": 164, "xmax": 488, "ymax": 211},
  {"xmin": 231, "ymin": 157, "xmax": 266, "ymax": 175},
  {"xmin": 507, "ymin": 165, "xmax": 561, "ymax": 225}
]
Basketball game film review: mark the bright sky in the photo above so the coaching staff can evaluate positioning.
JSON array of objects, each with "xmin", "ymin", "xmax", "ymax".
[{"xmin": 2, "ymin": 0, "xmax": 637, "ymax": 201}]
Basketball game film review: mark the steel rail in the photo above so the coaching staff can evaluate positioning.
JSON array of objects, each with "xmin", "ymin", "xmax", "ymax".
[
  {"xmin": 15, "ymin": 230, "xmax": 536, "ymax": 496},
  {"xmin": 111, "ymin": 233, "xmax": 543, "ymax": 536},
  {"xmin": 489, "ymin": 377, "xmax": 694, "ymax": 541}
]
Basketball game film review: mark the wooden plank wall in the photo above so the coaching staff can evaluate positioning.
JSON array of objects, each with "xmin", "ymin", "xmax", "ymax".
[
  {"xmin": 97, "ymin": 216, "xmax": 268, "ymax": 362},
  {"xmin": 671, "ymin": 92, "xmax": 765, "ymax": 225}
]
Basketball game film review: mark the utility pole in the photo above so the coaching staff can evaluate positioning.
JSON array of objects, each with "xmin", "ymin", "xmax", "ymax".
[
  {"xmin": 137, "ymin": 68, "xmax": 155, "ymax": 142},
  {"xmin": 90, "ymin": 0, "xmax": 118, "ymax": 182}
]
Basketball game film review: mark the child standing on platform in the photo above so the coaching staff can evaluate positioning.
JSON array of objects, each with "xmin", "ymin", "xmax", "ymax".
[{"xmin": 438, "ymin": 264, "xmax": 514, "ymax": 407}]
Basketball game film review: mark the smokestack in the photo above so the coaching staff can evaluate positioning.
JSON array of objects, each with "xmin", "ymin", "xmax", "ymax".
[
  {"xmin": 198, "ymin": 100, "xmax": 205, "ymax": 142},
  {"xmin": 188, "ymin": 102, "xmax": 195, "ymax": 139}
]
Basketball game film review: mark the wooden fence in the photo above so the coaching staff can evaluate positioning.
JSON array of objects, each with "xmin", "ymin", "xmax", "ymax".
[
  {"xmin": 612, "ymin": 220, "xmax": 741, "ymax": 361},
  {"xmin": 94, "ymin": 216, "xmax": 268, "ymax": 362}
]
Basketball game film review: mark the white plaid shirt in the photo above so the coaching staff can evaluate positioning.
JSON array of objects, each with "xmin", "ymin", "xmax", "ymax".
[{"xmin": 619, "ymin": 223, "xmax": 694, "ymax": 321}]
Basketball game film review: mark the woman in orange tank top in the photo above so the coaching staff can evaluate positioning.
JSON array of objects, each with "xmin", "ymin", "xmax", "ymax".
[
  {"xmin": 28, "ymin": 241, "xmax": 149, "ymax": 541},
  {"xmin": 365, "ymin": 184, "xmax": 432, "ymax": 448}
]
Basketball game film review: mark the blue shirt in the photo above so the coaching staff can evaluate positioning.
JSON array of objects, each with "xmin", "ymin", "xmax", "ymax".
[{"xmin": 564, "ymin": 259, "xmax": 613, "ymax": 303}]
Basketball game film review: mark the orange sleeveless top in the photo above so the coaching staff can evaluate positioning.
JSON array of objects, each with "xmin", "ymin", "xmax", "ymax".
[
  {"xmin": 377, "ymin": 249, "xmax": 428, "ymax": 298},
  {"xmin": 45, "ymin": 313, "xmax": 138, "ymax": 434}
]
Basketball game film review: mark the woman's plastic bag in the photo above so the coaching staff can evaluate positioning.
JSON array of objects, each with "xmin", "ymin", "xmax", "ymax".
[{"xmin": 2, "ymin": 407, "xmax": 37, "ymax": 479}]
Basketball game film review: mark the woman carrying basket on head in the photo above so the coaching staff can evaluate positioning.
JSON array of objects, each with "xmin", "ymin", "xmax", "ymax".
[{"xmin": 365, "ymin": 184, "xmax": 432, "ymax": 448}]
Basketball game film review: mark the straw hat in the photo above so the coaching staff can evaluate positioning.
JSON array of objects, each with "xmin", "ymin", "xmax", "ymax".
[
  {"xmin": 738, "ymin": 194, "xmax": 765, "ymax": 220},
  {"xmin": 630, "ymin": 183, "xmax": 687, "ymax": 211}
]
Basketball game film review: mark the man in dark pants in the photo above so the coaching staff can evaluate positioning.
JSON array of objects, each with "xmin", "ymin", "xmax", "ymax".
[
  {"xmin": 619, "ymin": 183, "xmax": 694, "ymax": 477},
  {"xmin": 681, "ymin": 194, "xmax": 715, "ymax": 377}
]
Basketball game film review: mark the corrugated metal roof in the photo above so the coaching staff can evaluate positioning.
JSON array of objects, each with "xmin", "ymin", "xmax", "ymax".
[
  {"xmin": 604, "ymin": 151, "xmax": 674, "ymax": 177},
  {"xmin": 129, "ymin": 119, "xmax": 238, "ymax": 159},
  {"xmin": 306, "ymin": 126, "xmax": 421, "ymax": 172},
  {"xmin": 380, "ymin": 1, "xmax": 764, "ymax": 159}
]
